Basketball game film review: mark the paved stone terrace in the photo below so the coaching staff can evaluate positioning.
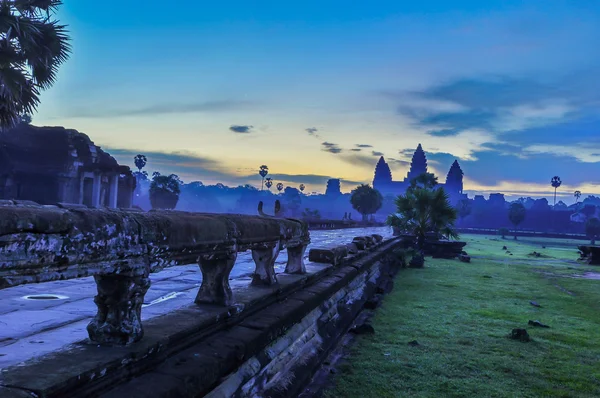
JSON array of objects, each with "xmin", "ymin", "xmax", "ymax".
[{"xmin": 0, "ymin": 227, "xmax": 393, "ymax": 370}]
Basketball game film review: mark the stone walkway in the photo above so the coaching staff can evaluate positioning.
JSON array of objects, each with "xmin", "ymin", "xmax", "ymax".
[{"xmin": 0, "ymin": 227, "xmax": 393, "ymax": 369}]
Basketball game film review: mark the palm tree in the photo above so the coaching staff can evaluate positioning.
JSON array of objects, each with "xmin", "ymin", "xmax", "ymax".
[
  {"xmin": 0, "ymin": 1, "xmax": 71, "ymax": 131},
  {"xmin": 259, "ymin": 165, "xmax": 268, "ymax": 190},
  {"xmin": 299, "ymin": 183, "xmax": 305, "ymax": 193},
  {"xmin": 276, "ymin": 182, "xmax": 284, "ymax": 193},
  {"xmin": 265, "ymin": 177, "xmax": 273, "ymax": 190},
  {"xmin": 387, "ymin": 183, "xmax": 458, "ymax": 252},
  {"xmin": 350, "ymin": 184, "xmax": 383, "ymax": 222},
  {"xmin": 134, "ymin": 154, "xmax": 147, "ymax": 172},
  {"xmin": 551, "ymin": 176, "xmax": 562, "ymax": 208},
  {"xmin": 574, "ymin": 190, "xmax": 582, "ymax": 205}
]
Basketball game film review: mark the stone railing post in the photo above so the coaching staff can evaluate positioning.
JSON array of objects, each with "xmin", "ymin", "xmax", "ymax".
[
  {"xmin": 196, "ymin": 246, "xmax": 238, "ymax": 306},
  {"xmin": 251, "ymin": 242, "xmax": 280, "ymax": 285},
  {"xmin": 87, "ymin": 272, "xmax": 151, "ymax": 346},
  {"xmin": 285, "ymin": 242, "xmax": 309, "ymax": 274}
]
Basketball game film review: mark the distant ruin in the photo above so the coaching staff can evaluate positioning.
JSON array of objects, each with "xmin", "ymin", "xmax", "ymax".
[{"xmin": 0, "ymin": 124, "xmax": 136, "ymax": 207}]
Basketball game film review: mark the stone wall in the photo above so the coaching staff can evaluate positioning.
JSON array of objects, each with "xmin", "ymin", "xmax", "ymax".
[{"xmin": 0, "ymin": 222, "xmax": 401, "ymax": 398}]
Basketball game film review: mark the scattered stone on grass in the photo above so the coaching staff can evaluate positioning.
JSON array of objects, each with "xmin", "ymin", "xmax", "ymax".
[
  {"xmin": 350, "ymin": 323, "xmax": 375, "ymax": 335},
  {"xmin": 483, "ymin": 275, "xmax": 493, "ymax": 278},
  {"xmin": 502, "ymin": 246, "xmax": 508, "ymax": 250},
  {"xmin": 528, "ymin": 320, "xmax": 550, "ymax": 328},
  {"xmin": 530, "ymin": 301, "xmax": 542, "ymax": 308},
  {"xmin": 509, "ymin": 328, "xmax": 531, "ymax": 342},
  {"xmin": 407, "ymin": 340, "xmax": 420, "ymax": 347},
  {"xmin": 459, "ymin": 254, "xmax": 471, "ymax": 263}
]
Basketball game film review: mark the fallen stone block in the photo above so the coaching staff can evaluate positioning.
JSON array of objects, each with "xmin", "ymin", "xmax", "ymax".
[
  {"xmin": 459, "ymin": 254, "xmax": 471, "ymax": 263},
  {"xmin": 345, "ymin": 243, "xmax": 359, "ymax": 254},
  {"xmin": 371, "ymin": 234, "xmax": 383, "ymax": 243},
  {"xmin": 308, "ymin": 246, "xmax": 348, "ymax": 266}
]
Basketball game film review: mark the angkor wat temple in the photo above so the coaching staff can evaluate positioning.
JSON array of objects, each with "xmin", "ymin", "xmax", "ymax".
[
  {"xmin": 0, "ymin": 124, "xmax": 136, "ymax": 207},
  {"xmin": 372, "ymin": 144, "xmax": 467, "ymax": 203}
]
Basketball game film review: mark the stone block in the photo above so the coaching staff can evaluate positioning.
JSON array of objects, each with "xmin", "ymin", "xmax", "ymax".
[{"xmin": 308, "ymin": 246, "xmax": 348, "ymax": 266}]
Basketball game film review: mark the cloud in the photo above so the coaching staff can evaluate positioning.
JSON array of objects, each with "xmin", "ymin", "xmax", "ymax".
[
  {"xmin": 394, "ymin": 73, "xmax": 600, "ymax": 141},
  {"xmin": 426, "ymin": 129, "xmax": 461, "ymax": 137},
  {"xmin": 356, "ymin": 144, "xmax": 373, "ymax": 148},
  {"xmin": 103, "ymin": 147, "xmax": 234, "ymax": 183},
  {"xmin": 321, "ymin": 142, "xmax": 343, "ymax": 154},
  {"xmin": 372, "ymin": 151, "xmax": 384, "ymax": 156},
  {"xmin": 387, "ymin": 157, "xmax": 410, "ymax": 167},
  {"xmin": 229, "ymin": 125, "xmax": 254, "ymax": 133},
  {"xmin": 65, "ymin": 100, "xmax": 256, "ymax": 118},
  {"xmin": 351, "ymin": 148, "xmax": 362, "ymax": 152},
  {"xmin": 339, "ymin": 153, "xmax": 378, "ymax": 168},
  {"xmin": 305, "ymin": 127, "xmax": 319, "ymax": 138}
]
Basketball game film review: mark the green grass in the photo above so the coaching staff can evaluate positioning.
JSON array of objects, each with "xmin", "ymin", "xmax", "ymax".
[{"xmin": 324, "ymin": 234, "xmax": 600, "ymax": 398}]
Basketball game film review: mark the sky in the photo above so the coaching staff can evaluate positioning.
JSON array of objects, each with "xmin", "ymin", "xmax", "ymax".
[{"xmin": 34, "ymin": 0, "xmax": 600, "ymax": 201}]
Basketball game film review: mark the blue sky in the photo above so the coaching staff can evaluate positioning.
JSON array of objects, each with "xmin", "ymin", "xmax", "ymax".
[{"xmin": 35, "ymin": 0, "xmax": 600, "ymax": 201}]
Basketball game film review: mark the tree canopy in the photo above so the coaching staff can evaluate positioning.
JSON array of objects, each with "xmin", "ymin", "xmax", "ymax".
[
  {"xmin": 350, "ymin": 184, "xmax": 383, "ymax": 221},
  {"xmin": 0, "ymin": 1, "xmax": 71, "ymax": 130}
]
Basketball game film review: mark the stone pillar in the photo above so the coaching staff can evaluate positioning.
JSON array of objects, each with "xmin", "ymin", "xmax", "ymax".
[
  {"xmin": 92, "ymin": 173, "xmax": 101, "ymax": 207},
  {"xmin": 78, "ymin": 176, "xmax": 84, "ymax": 204},
  {"xmin": 87, "ymin": 273, "xmax": 151, "ymax": 346},
  {"xmin": 109, "ymin": 174, "xmax": 119, "ymax": 208},
  {"xmin": 251, "ymin": 242, "xmax": 280, "ymax": 285},
  {"xmin": 196, "ymin": 247, "xmax": 237, "ymax": 306},
  {"xmin": 285, "ymin": 243, "xmax": 308, "ymax": 274}
]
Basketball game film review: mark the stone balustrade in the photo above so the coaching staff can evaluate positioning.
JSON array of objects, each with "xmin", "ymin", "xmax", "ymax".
[{"xmin": 0, "ymin": 200, "xmax": 309, "ymax": 345}]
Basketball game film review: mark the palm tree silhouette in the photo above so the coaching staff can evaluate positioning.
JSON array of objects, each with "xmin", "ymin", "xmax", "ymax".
[
  {"xmin": 299, "ymin": 184, "xmax": 305, "ymax": 193},
  {"xmin": 574, "ymin": 190, "xmax": 582, "ymax": 205},
  {"xmin": 265, "ymin": 178, "xmax": 273, "ymax": 190},
  {"xmin": 551, "ymin": 176, "xmax": 562, "ymax": 208},
  {"xmin": 0, "ymin": 2, "xmax": 71, "ymax": 131},
  {"xmin": 259, "ymin": 165, "xmax": 269, "ymax": 191},
  {"xmin": 276, "ymin": 183, "xmax": 284, "ymax": 193}
]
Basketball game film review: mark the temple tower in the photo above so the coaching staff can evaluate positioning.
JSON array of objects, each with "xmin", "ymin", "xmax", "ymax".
[
  {"xmin": 445, "ymin": 160, "xmax": 464, "ymax": 194},
  {"xmin": 373, "ymin": 156, "xmax": 392, "ymax": 187},
  {"xmin": 406, "ymin": 144, "xmax": 428, "ymax": 180}
]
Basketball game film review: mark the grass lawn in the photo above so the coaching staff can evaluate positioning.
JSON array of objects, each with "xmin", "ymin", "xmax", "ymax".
[{"xmin": 324, "ymin": 234, "xmax": 600, "ymax": 398}]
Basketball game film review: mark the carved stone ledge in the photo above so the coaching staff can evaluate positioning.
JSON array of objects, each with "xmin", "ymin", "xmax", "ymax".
[
  {"xmin": 251, "ymin": 242, "xmax": 280, "ymax": 285},
  {"xmin": 87, "ymin": 273, "xmax": 151, "ymax": 346},
  {"xmin": 285, "ymin": 243, "xmax": 308, "ymax": 274},
  {"xmin": 196, "ymin": 247, "xmax": 238, "ymax": 306}
]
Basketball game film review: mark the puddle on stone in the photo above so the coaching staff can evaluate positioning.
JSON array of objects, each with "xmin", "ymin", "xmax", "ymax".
[{"xmin": 21, "ymin": 294, "xmax": 68, "ymax": 300}]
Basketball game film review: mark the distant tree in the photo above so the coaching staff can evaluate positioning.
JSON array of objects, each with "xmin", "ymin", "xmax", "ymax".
[
  {"xmin": 134, "ymin": 154, "xmax": 147, "ymax": 172},
  {"xmin": 299, "ymin": 183, "xmax": 305, "ymax": 193},
  {"xmin": 456, "ymin": 199, "xmax": 472, "ymax": 225},
  {"xmin": 265, "ymin": 177, "xmax": 273, "ymax": 190},
  {"xmin": 508, "ymin": 202, "xmax": 526, "ymax": 240},
  {"xmin": 574, "ymin": 190, "xmax": 582, "ymax": 205},
  {"xmin": 149, "ymin": 173, "xmax": 181, "ymax": 210},
  {"xmin": 585, "ymin": 217, "xmax": 600, "ymax": 245},
  {"xmin": 409, "ymin": 172, "xmax": 438, "ymax": 190},
  {"xmin": 282, "ymin": 187, "xmax": 302, "ymax": 216},
  {"xmin": 582, "ymin": 205, "xmax": 597, "ymax": 219},
  {"xmin": 259, "ymin": 165, "xmax": 269, "ymax": 190},
  {"xmin": 276, "ymin": 182, "xmax": 284, "ymax": 193},
  {"xmin": 0, "ymin": 1, "xmax": 71, "ymax": 131},
  {"xmin": 551, "ymin": 176, "xmax": 562, "ymax": 208},
  {"xmin": 498, "ymin": 227, "xmax": 509, "ymax": 239},
  {"xmin": 350, "ymin": 184, "xmax": 383, "ymax": 222}
]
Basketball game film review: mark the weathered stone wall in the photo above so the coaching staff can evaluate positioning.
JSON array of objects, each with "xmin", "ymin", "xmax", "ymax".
[
  {"xmin": 0, "ymin": 234, "xmax": 401, "ymax": 398},
  {"xmin": 0, "ymin": 200, "xmax": 309, "ymax": 345}
]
